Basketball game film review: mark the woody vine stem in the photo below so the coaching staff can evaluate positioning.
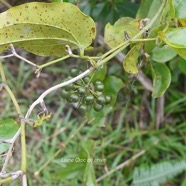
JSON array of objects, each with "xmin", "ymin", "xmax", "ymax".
[{"xmin": 0, "ymin": 0, "xmax": 166, "ymax": 185}]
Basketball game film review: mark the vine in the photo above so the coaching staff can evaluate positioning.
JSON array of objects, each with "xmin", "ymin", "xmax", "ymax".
[{"xmin": 0, "ymin": 0, "xmax": 186, "ymax": 185}]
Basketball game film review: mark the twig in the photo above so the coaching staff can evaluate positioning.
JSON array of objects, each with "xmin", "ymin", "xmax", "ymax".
[
  {"xmin": 25, "ymin": 67, "xmax": 94, "ymax": 118},
  {"xmin": 0, "ymin": 0, "xmax": 12, "ymax": 8},
  {"xmin": 9, "ymin": 44, "xmax": 38, "ymax": 68},
  {"xmin": 0, "ymin": 54, "xmax": 14, "ymax": 59},
  {"xmin": 137, "ymin": 70, "xmax": 153, "ymax": 91},
  {"xmin": 0, "ymin": 170, "xmax": 22, "ymax": 184},
  {"xmin": 96, "ymin": 149, "xmax": 146, "ymax": 182},
  {"xmin": 0, "ymin": 170, "xmax": 22, "ymax": 179},
  {"xmin": 0, "ymin": 128, "xmax": 21, "ymax": 173}
]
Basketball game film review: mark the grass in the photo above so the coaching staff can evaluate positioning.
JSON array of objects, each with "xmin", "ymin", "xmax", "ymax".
[{"xmin": 0, "ymin": 50, "xmax": 186, "ymax": 186}]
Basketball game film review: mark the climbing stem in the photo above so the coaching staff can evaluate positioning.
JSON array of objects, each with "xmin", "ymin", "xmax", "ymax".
[{"xmin": 0, "ymin": 62, "xmax": 21, "ymax": 114}]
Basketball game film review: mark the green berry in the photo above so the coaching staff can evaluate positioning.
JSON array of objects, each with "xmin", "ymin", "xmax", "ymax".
[
  {"xmin": 79, "ymin": 104, "xmax": 87, "ymax": 113},
  {"xmin": 83, "ymin": 76, "xmax": 90, "ymax": 84},
  {"xmin": 105, "ymin": 95, "xmax": 112, "ymax": 104},
  {"xmin": 93, "ymin": 103, "xmax": 103, "ymax": 111},
  {"xmin": 94, "ymin": 80, "xmax": 103, "ymax": 86},
  {"xmin": 95, "ymin": 84, "xmax": 104, "ymax": 92},
  {"xmin": 84, "ymin": 95, "xmax": 94, "ymax": 104},
  {"xmin": 78, "ymin": 87, "xmax": 86, "ymax": 95},
  {"xmin": 61, "ymin": 89, "xmax": 70, "ymax": 99},
  {"xmin": 70, "ymin": 67, "xmax": 79, "ymax": 77},
  {"xmin": 69, "ymin": 93, "xmax": 79, "ymax": 103},
  {"xmin": 97, "ymin": 95, "xmax": 106, "ymax": 105},
  {"xmin": 65, "ymin": 83, "xmax": 74, "ymax": 91}
]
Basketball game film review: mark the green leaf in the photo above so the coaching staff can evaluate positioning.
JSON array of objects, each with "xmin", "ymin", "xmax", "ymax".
[
  {"xmin": 0, "ymin": 118, "xmax": 19, "ymax": 138},
  {"xmin": 178, "ymin": 58, "xmax": 186, "ymax": 74},
  {"xmin": 160, "ymin": 28, "xmax": 186, "ymax": 48},
  {"xmin": 0, "ymin": 144, "xmax": 10, "ymax": 154},
  {"xmin": 0, "ymin": 118, "xmax": 19, "ymax": 154},
  {"xmin": 159, "ymin": 28, "xmax": 186, "ymax": 60},
  {"xmin": 174, "ymin": 0, "xmax": 186, "ymax": 18},
  {"xmin": 82, "ymin": 140, "xmax": 98, "ymax": 186},
  {"xmin": 151, "ymin": 62, "xmax": 171, "ymax": 98},
  {"xmin": 91, "ymin": 65, "xmax": 107, "ymax": 82},
  {"xmin": 84, "ymin": 159, "xmax": 98, "ymax": 186},
  {"xmin": 136, "ymin": 0, "xmax": 162, "ymax": 19},
  {"xmin": 86, "ymin": 76, "xmax": 123, "ymax": 126},
  {"xmin": 0, "ymin": 2, "xmax": 96, "ymax": 56},
  {"xmin": 123, "ymin": 44, "xmax": 142, "ymax": 74},
  {"xmin": 104, "ymin": 17, "xmax": 140, "ymax": 48},
  {"xmin": 152, "ymin": 45, "xmax": 177, "ymax": 63}
]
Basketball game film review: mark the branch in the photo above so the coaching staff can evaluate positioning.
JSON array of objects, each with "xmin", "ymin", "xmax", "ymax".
[
  {"xmin": 25, "ymin": 67, "xmax": 94, "ymax": 118},
  {"xmin": 9, "ymin": 44, "xmax": 38, "ymax": 68},
  {"xmin": 0, "ymin": 0, "xmax": 12, "ymax": 8}
]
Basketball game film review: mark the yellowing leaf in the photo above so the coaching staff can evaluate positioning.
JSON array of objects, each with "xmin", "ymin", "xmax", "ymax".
[
  {"xmin": 0, "ymin": 2, "xmax": 96, "ymax": 56},
  {"xmin": 104, "ymin": 17, "xmax": 140, "ymax": 48},
  {"xmin": 123, "ymin": 44, "xmax": 142, "ymax": 74},
  {"xmin": 0, "ymin": 23, "xmax": 78, "ymax": 56}
]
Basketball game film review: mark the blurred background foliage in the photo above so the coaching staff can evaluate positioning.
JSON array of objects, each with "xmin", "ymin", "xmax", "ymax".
[{"xmin": 0, "ymin": 0, "xmax": 186, "ymax": 186}]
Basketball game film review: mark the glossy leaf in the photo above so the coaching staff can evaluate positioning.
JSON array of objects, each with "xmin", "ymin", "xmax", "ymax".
[
  {"xmin": 152, "ymin": 45, "xmax": 177, "ymax": 63},
  {"xmin": 174, "ymin": 0, "xmax": 186, "ymax": 18},
  {"xmin": 151, "ymin": 62, "xmax": 171, "ymax": 98},
  {"xmin": 123, "ymin": 44, "xmax": 142, "ymax": 74},
  {"xmin": 104, "ymin": 17, "xmax": 140, "ymax": 48},
  {"xmin": 161, "ymin": 28, "xmax": 186, "ymax": 48},
  {"xmin": 86, "ymin": 76, "xmax": 123, "ymax": 126},
  {"xmin": 0, "ymin": 2, "xmax": 96, "ymax": 56},
  {"xmin": 159, "ymin": 28, "xmax": 186, "ymax": 60}
]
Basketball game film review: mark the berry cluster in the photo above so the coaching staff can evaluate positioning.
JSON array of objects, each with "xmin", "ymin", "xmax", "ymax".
[{"xmin": 61, "ymin": 67, "xmax": 112, "ymax": 113}]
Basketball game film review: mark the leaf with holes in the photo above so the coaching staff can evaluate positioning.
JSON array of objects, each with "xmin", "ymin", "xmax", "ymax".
[
  {"xmin": 151, "ymin": 62, "xmax": 171, "ymax": 98},
  {"xmin": 0, "ymin": 2, "xmax": 96, "ymax": 56},
  {"xmin": 104, "ymin": 17, "xmax": 140, "ymax": 48},
  {"xmin": 123, "ymin": 44, "xmax": 142, "ymax": 74}
]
